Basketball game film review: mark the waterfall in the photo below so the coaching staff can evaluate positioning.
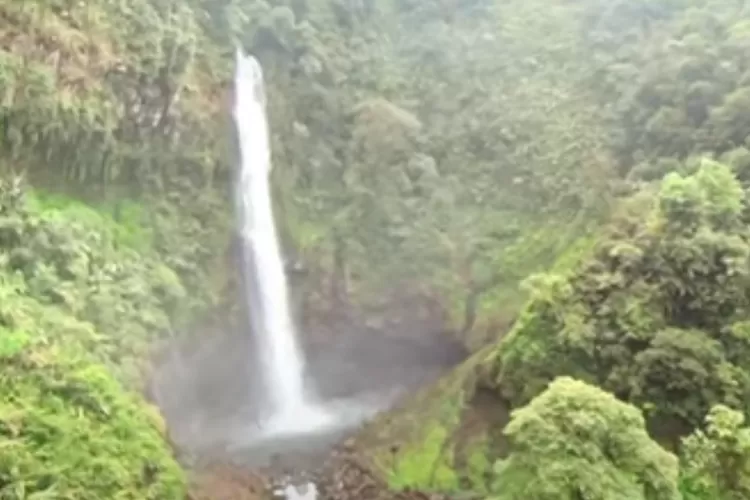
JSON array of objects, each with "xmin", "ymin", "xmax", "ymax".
[{"xmin": 233, "ymin": 48, "xmax": 330, "ymax": 435}]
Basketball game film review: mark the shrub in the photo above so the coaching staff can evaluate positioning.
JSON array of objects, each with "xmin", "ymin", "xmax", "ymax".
[{"xmin": 491, "ymin": 377, "xmax": 680, "ymax": 500}]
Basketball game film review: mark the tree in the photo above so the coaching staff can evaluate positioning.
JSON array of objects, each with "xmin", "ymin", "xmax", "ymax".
[
  {"xmin": 492, "ymin": 160, "xmax": 750, "ymax": 430},
  {"xmin": 680, "ymin": 405, "xmax": 750, "ymax": 500},
  {"xmin": 584, "ymin": 0, "xmax": 750, "ymax": 174},
  {"xmin": 491, "ymin": 377, "xmax": 680, "ymax": 500}
]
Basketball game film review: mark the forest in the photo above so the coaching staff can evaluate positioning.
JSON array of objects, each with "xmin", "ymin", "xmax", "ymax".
[{"xmin": 1, "ymin": 0, "xmax": 750, "ymax": 499}]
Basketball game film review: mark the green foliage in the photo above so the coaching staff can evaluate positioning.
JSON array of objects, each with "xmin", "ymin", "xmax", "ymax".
[
  {"xmin": 239, "ymin": 0, "xmax": 619, "ymax": 325},
  {"xmin": 0, "ymin": 341, "xmax": 185, "ymax": 499},
  {"xmin": 0, "ymin": 179, "xmax": 187, "ymax": 497},
  {"xmin": 0, "ymin": 0, "xmax": 223, "ymax": 190},
  {"xmin": 584, "ymin": 0, "xmax": 750, "ymax": 175},
  {"xmin": 0, "ymin": 0, "xmax": 232, "ymax": 322},
  {"xmin": 0, "ymin": 181, "xmax": 189, "ymax": 380},
  {"xmin": 463, "ymin": 435, "xmax": 492, "ymax": 495},
  {"xmin": 10, "ymin": 0, "xmax": 750, "ymax": 496},
  {"xmin": 25, "ymin": 193, "xmax": 154, "ymax": 252},
  {"xmin": 660, "ymin": 160, "xmax": 745, "ymax": 229},
  {"xmin": 387, "ymin": 423, "xmax": 460, "ymax": 492},
  {"xmin": 238, "ymin": 1, "xmax": 750, "ymax": 497},
  {"xmin": 365, "ymin": 354, "xmax": 491, "ymax": 495},
  {"xmin": 680, "ymin": 405, "xmax": 750, "ymax": 500},
  {"xmin": 491, "ymin": 377, "xmax": 680, "ymax": 500},
  {"xmin": 493, "ymin": 161, "xmax": 750, "ymax": 429},
  {"xmin": 144, "ymin": 185, "xmax": 231, "ymax": 314}
]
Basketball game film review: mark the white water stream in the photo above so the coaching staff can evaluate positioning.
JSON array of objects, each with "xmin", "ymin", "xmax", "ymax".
[{"xmin": 233, "ymin": 49, "xmax": 331, "ymax": 437}]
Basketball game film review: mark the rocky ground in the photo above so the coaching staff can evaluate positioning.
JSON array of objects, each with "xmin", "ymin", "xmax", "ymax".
[
  {"xmin": 316, "ymin": 441, "xmax": 460, "ymax": 500},
  {"xmin": 187, "ymin": 441, "xmax": 462, "ymax": 500}
]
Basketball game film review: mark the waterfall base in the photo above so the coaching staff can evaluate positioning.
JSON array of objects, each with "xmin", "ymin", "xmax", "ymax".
[
  {"xmin": 260, "ymin": 402, "xmax": 335, "ymax": 438},
  {"xmin": 149, "ymin": 307, "xmax": 467, "ymax": 471},
  {"xmin": 224, "ymin": 388, "xmax": 402, "ymax": 466}
]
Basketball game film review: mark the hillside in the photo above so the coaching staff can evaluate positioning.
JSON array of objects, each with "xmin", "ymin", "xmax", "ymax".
[
  {"xmin": 0, "ymin": 1, "xmax": 233, "ymax": 497},
  {"xmin": 1, "ymin": 0, "xmax": 750, "ymax": 499}
]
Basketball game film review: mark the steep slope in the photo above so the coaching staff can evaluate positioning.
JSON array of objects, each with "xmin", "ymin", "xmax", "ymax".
[
  {"xmin": 348, "ymin": 0, "xmax": 750, "ymax": 496},
  {"xmin": 4, "ymin": 0, "xmax": 750, "ymax": 498},
  {"xmin": 0, "ymin": 2, "xmax": 233, "ymax": 497},
  {"xmin": 0, "ymin": 182, "xmax": 188, "ymax": 498}
]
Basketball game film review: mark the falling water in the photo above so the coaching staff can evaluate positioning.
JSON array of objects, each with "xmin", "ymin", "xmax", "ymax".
[{"xmin": 233, "ymin": 49, "xmax": 331, "ymax": 435}]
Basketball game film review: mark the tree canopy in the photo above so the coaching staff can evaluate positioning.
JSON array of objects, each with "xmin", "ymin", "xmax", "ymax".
[
  {"xmin": 680, "ymin": 405, "xmax": 750, "ymax": 500},
  {"xmin": 493, "ymin": 160, "xmax": 750, "ymax": 431},
  {"xmin": 491, "ymin": 377, "xmax": 681, "ymax": 500},
  {"xmin": 4, "ymin": 0, "xmax": 750, "ymax": 499}
]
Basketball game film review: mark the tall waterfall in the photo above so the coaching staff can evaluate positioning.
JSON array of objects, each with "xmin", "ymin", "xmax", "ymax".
[{"xmin": 233, "ymin": 49, "xmax": 312, "ymax": 428}]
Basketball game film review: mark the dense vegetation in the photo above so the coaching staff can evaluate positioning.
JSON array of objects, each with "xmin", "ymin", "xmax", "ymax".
[
  {"xmin": 0, "ymin": 181, "xmax": 187, "ymax": 498},
  {"xmin": 0, "ymin": 1, "xmax": 230, "ymax": 497},
  {"xmin": 494, "ymin": 160, "xmax": 750, "ymax": 431},
  {"xmin": 352, "ymin": 0, "xmax": 750, "ymax": 498},
  {"xmin": 3, "ymin": 0, "xmax": 750, "ymax": 498},
  {"xmin": 493, "ymin": 377, "xmax": 682, "ymax": 500}
]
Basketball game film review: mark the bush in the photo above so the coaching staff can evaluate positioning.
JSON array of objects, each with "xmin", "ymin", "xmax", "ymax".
[
  {"xmin": 491, "ymin": 377, "xmax": 680, "ymax": 500},
  {"xmin": 0, "ymin": 337, "xmax": 186, "ymax": 499},
  {"xmin": 680, "ymin": 405, "xmax": 750, "ymax": 500},
  {"xmin": 0, "ymin": 181, "xmax": 187, "ymax": 498},
  {"xmin": 0, "ymin": 182, "xmax": 187, "ymax": 381}
]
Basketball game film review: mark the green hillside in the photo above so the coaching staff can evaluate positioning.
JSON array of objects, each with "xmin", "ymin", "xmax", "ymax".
[{"xmin": 1, "ymin": 0, "xmax": 750, "ymax": 499}]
